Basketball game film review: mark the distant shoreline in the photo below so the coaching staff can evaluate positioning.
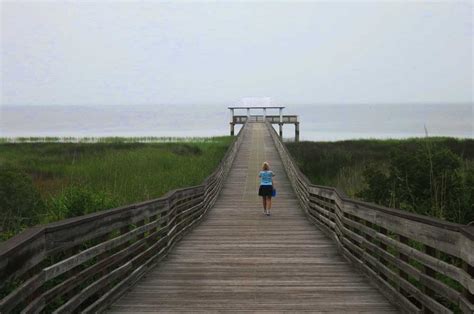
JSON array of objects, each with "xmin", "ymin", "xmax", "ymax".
[
  {"xmin": 0, "ymin": 136, "xmax": 228, "ymax": 144},
  {"xmin": 1, "ymin": 134, "xmax": 473, "ymax": 144}
]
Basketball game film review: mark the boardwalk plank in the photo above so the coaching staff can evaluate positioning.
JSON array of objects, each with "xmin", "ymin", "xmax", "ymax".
[{"xmin": 107, "ymin": 123, "xmax": 397, "ymax": 313}]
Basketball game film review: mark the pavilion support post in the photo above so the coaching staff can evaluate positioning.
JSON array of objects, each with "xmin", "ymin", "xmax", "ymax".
[
  {"xmin": 263, "ymin": 108, "xmax": 266, "ymax": 121},
  {"xmin": 247, "ymin": 108, "xmax": 250, "ymax": 118},
  {"xmin": 229, "ymin": 108, "xmax": 235, "ymax": 135},
  {"xmin": 279, "ymin": 123, "xmax": 283, "ymax": 138},
  {"xmin": 279, "ymin": 108, "xmax": 283, "ymax": 123},
  {"xmin": 295, "ymin": 122, "xmax": 300, "ymax": 142}
]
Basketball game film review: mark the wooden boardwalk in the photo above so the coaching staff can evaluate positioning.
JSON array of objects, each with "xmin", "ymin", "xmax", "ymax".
[{"xmin": 108, "ymin": 122, "xmax": 397, "ymax": 313}]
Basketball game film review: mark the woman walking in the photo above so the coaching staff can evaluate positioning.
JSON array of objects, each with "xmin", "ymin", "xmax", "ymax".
[{"xmin": 258, "ymin": 161, "xmax": 275, "ymax": 216}]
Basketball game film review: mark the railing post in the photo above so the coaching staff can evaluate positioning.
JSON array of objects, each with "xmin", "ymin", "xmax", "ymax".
[
  {"xmin": 160, "ymin": 199, "xmax": 170, "ymax": 251},
  {"xmin": 136, "ymin": 219, "xmax": 145, "ymax": 239},
  {"xmin": 364, "ymin": 221, "xmax": 374, "ymax": 256},
  {"xmin": 398, "ymin": 235, "xmax": 410, "ymax": 297},
  {"xmin": 463, "ymin": 260, "xmax": 474, "ymax": 306},
  {"xmin": 423, "ymin": 245, "xmax": 436, "ymax": 313},
  {"xmin": 148, "ymin": 214, "xmax": 158, "ymax": 244},
  {"xmin": 378, "ymin": 227, "xmax": 388, "ymax": 281},
  {"xmin": 117, "ymin": 224, "xmax": 131, "ymax": 251}
]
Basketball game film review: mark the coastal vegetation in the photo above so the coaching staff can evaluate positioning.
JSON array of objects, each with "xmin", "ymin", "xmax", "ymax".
[
  {"xmin": 0, "ymin": 136, "xmax": 221, "ymax": 144},
  {"xmin": 0, "ymin": 137, "xmax": 232, "ymax": 241},
  {"xmin": 286, "ymin": 137, "xmax": 474, "ymax": 225}
]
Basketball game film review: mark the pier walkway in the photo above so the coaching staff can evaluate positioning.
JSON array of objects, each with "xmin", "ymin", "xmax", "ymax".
[{"xmin": 108, "ymin": 122, "xmax": 396, "ymax": 312}]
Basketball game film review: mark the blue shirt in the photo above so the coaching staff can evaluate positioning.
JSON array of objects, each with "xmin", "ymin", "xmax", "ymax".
[{"xmin": 259, "ymin": 170, "xmax": 274, "ymax": 185}]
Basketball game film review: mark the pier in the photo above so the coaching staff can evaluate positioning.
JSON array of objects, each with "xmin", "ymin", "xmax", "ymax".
[
  {"xmin": 229, "ymin": 106, "xmax": 300, "ymax": 141},
  {"xmin": 1, "ymin": 117, "xmax": 473, "ymax": 313}
]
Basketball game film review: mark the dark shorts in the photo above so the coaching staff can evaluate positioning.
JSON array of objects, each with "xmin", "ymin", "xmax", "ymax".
[{"xmin": 258, "ymin": 185, "xmax": 273, "ymax": 197}]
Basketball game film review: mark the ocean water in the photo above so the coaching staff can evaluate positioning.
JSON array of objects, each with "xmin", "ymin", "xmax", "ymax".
[{"xmin": 1, "ymin": 104, "xmax": 472, "ymax": 141}]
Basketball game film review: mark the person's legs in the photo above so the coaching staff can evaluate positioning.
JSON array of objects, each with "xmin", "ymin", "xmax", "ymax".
[
  {"xmin": 262, "ymin": 197, "xmax": 267, "ymax": 213},
  {"xmin": 266, "ymin": 196, "xmax": 272, "ymax": 215}
]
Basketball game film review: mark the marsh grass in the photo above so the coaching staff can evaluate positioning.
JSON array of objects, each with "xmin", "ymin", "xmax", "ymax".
[
  {"xmin": 0, "ymin": 137, "xmax": 232, "ymax": 240},
  {"xmin": 286, "ymin": 139, "xmax": 397, "ymax": 194},
  {"xmin": 286, "ymin": 137, "xmax": 474, "ymax": 224},
  {"xmin": 287, "ymin": 137, "xmax": 474, "ymax": 194},
  {"xmin": 0, "ymin": 136, "xmax": 223, "ymax": 144}
]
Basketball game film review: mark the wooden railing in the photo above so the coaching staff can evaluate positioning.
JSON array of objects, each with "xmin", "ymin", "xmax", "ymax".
[
  {"xmin": 0, "ymin": 124, "xmax": 247, "ymax": 313},
  {"xmin": 233, "ymin": 115, "xmax": 298, "ymax": 124},
  {"xmin": 266, "ymin": 122, "xmax": 474, "ymax": 314}
]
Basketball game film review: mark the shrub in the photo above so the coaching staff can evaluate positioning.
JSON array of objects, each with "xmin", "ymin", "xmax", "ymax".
[
  {"xmin": 286, "ymin": 138, "xmax": 474, "ymax": 225},
  {"xmin": 0, "ymin": 166, "xmax": 44, "ymax": 240},
  {"xmin": 358, "ymin": 144, "xmax": 473, "ymax": 224},
  {"xmin": 46, "ymin": 186, "xmax": 119, "ymax": 220},
  {"xmin": 169, "ymin": 143, "xmax": 202, "ymax": 156}
]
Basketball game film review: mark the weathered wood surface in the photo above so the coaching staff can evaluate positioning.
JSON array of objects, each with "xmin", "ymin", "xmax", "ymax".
[{"xmin": 108, "ymin": 122, "xmax": 397, "ymax": 313}]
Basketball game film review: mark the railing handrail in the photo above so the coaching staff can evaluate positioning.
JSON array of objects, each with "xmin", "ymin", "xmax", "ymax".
[
  {"xmin": 233, "ymin": 114, "xmax": 298, "ymax": 117},
  {"xmin": 266, "ymin": 121, "xmax": 474, "ymax": 313},
  {"xmin": 0, "ymin": 123, "xmax": 248, "ymax": 313}
]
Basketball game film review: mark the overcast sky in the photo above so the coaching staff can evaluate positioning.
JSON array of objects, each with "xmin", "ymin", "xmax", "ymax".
[{"xmin": 1, "ymin": 0, "xmax": 472, "ymax": 106}]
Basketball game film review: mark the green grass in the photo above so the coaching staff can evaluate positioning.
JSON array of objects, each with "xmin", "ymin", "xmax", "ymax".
[{"xmin": 0, "ymin": 137, "xmax": 233, "ymax": 240}]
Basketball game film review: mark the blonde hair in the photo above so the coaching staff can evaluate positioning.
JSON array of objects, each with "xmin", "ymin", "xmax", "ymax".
[{"xmin": 262, "ymin": 162, "xmax": 270, "ymax": 171}]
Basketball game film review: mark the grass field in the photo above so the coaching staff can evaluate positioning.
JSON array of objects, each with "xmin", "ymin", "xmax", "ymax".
[
  {"xmin": 0, "ymin": 137, "xmax": 233, "ymax": 240},
  {"xmin": 286, "ymin": 137, "xmax": 474, "ymax": 224}
]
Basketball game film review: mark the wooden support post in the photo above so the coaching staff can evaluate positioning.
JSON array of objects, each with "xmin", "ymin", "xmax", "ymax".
[
  {"xmin": 230, "ymin": 123, "xmax": 235, "ymax": 136},
  {"xmin": 263, "ymin": 108, "xmax": 266, "ymax": 120},
  {"xmin": 160, "ymin": 200, "xmax": 171, "ymax": 250},
  {"xmin": 148, "ymin": 214, "xmax": 158, "ymax": 244},
  {"xmin": 463, "ymin": 260, "xmax": 474, "ymax": 306},
  {"xmin": 423, "ymin": 245, "xmax": 436, "ymax": 313},
  {"xmin": 279, "ymin": 123, "xmax": 283, "ymax": 138},
  {"xmin": 117, "ymin": 225, "xmax": 131, "ymax": 251},
  {"xmin": 136, "ymin": 219, "xmax": 145, "ymax": 239},
  {"xmin": 378, "ymin": 227, "xmax": 388, "ymax": 281},
  {"xmin": 279, "ymin": 108, "xmax": 283, "ymax": 123},
  {"xmin": 295, "ymin": 122, "xmax": 300, "ymax": 142},
  {"xmin": 398, "ymin": 235, "xmax": 410, "ymax": 297},
  {"xmin": 247, "ymin": 108, "xmax": 250, "ymax": 118},
  {"xmin": 364, "ymin": 221, "xmax": 374, "ymax": 256}
]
